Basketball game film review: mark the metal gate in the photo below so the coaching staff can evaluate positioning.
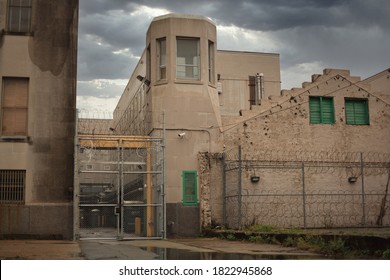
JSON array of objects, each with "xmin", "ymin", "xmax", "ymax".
[{"xmin": 74, "ymin": 135, "xmax": 165, "ymax": 240}]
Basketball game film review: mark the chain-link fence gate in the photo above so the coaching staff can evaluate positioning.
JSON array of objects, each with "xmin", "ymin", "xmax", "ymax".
[{"xmin": 74, "ymin": 135, "xmax": 165, "ymax": 240}]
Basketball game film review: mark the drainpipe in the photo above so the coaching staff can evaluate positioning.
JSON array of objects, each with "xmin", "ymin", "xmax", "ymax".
[{"xmin": 255, "ymin": 73, "xmax": 264, "ymax": 105}]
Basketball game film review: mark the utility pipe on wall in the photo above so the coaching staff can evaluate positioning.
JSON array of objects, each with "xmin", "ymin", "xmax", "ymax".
[{"xmin": 255, "ymin": 73, "xmax": 264, "ymax": 105}]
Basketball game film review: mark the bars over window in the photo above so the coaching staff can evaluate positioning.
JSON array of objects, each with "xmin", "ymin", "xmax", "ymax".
[{"xmin": 0, "ymin": 170, "xmax": 26, "ymax": 204}]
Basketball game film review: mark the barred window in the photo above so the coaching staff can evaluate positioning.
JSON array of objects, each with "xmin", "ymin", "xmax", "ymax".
[{"xmin": 0, "ymin": 170, "xmax": 26, "ymax": 204}]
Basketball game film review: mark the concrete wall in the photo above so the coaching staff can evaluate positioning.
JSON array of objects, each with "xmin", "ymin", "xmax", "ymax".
[
  {"xmin": 0, "ymin": 0, "xmax": 78, "ymax": 239},
  {"xmin": 216, "ymin": 51, "xmax": 281, "ymax": 116}
]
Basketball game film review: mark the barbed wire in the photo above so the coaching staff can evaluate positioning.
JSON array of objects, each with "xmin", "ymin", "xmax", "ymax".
[
  {"xmin": 78, "ymin": 137, "xmax": 164, "ymax": 171},
  {"xmin": 223, "ymin": 148, "xmax": 390, "ymax": 163},
  {"xmin": 223, "ymin": 148, "xmax": 390, "ymax": 175}
]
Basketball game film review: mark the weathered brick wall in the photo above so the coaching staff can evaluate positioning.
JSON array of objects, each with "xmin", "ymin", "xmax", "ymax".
[
  {"xmin": 201, "ymin": 70, "xmax": 390, "ymax": 229},
  {"xmin": 198, "ymin": 152, "xmax": 225, "ymax": 228}
]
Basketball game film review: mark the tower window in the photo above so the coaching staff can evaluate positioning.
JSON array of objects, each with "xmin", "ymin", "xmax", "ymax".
[
  {"xmin": 157, "ymin": 38, "xmax": 166, "ymax": 80},
  {"xmin": 176, "ymin": 37, "xmax": 200, "ymax": 80}
]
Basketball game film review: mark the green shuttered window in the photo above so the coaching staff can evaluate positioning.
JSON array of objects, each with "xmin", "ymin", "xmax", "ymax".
[
  {"xmin": 309, "ymin": 96, "xmax": 335, "ymax": 124},
  {"xmin": 345, "ymin": 99, "xmax": 369, "ymax": 125},
  {"xmin": 182, "ymin": 171, "xmax": 198, "ymax": 206}
]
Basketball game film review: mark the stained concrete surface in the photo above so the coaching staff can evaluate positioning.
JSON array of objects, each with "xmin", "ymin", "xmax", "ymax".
[
  {"xmin": 0, "ymin": 238, "xmax": 321, "ymax": 260},
  {"xmin": 0, "ymin": 240, "xmax": 83, "ymax": 260}
]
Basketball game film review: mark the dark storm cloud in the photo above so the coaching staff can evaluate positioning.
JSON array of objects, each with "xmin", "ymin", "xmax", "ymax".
[
  {"xmin": 77, "ymin": 0, "xmax": 390, "ymax": 108},
  {"xmin": 78, "ymin": 1, "xmax": 152, "ymax": 81},
  {"xmin": 77, "ymin": 33, "xmax": 139, "ymax": 82},
  {"xmin": 128, "ymin": 0, "xmax": 389, "ymax": 31},
  {"xmin": 79, "ymin": 0, "xmax": 138, "ymax": 15}
]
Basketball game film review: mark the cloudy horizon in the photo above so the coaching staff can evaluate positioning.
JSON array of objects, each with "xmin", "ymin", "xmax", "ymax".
[{"xmin": 77, "ymin": 0, "xmax": 390, "ymax": 114}]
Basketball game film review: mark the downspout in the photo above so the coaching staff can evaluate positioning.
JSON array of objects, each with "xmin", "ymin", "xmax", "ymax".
[{"xmin": 255, "ymin": 73, "xmax": 264, "ymax": 105}]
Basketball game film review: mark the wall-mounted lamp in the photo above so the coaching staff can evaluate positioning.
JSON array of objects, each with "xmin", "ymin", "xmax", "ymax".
[
  {"xmin": 250, "ymin": 176, "xmax": 260, "ymax": 183},
  {"xmin": 348, "ymin": 176, "xmax": 357, "ymax": 183}
]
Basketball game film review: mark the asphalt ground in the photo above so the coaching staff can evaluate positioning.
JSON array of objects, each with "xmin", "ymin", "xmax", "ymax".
[
  {"xmin": 1, "ymin": 228, "xmax": 389, "ymax": 260},
  {"xmin": 0, "ymin": 238, "xmax": 321, "ymax": 260}
]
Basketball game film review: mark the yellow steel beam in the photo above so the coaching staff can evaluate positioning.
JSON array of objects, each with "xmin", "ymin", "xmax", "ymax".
[{"xmin": 79, "ymin": 135, "xmax": 151, "ymax": 149}]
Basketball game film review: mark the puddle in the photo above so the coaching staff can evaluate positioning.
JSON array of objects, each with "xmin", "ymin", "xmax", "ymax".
[{"xmin": 141, "ymin": 247, "xmax": 326, "ymax": 260}]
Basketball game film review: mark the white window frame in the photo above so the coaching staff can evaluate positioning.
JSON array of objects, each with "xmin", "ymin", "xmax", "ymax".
[{"xmin": 176, "ymin": 37, "xmax": 200, "ymax": 80}]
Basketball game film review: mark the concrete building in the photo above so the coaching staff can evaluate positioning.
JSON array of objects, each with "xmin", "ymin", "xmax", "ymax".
[
  {"xmin": 83, "ymin": 13, "xmax": 389, "ymax": 236},
  {"xmin": 0, "ymin": 0, "xmax": 78, "ymax": 239},
  {"xmin": 110, "ymin": 14, "xmax": 281, "ymax": 236}
]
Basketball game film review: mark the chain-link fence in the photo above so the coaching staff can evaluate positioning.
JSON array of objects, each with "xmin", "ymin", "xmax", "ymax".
[{"xmin": 223, "ymin": 146, "xmax": 390, "ymax": 229}]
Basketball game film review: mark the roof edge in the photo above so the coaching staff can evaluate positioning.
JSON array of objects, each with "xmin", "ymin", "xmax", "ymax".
[{"xmin": 152, "ymin": 13, "xmax": 215, "ymax": 25}]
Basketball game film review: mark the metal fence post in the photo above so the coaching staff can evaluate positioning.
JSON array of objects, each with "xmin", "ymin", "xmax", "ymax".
[
  {"xmin": 222, "ymin": 152, "xmax": 227, "ymax": 227},
  {"xmin": 301, "ymin": 162, "xmax": 307, "ymax": 228},
  {"xmin": 162, "ymin": 112, "xmax": 167, "ymax": 239},
  {"xmin": 73, "ymin": 109, "xmax": 79, "ymax": 241},
  {"xmin": 360, "ymin": 152, "xmax": 366, "ymax": 226},
  {"xmin": 238, "ymin": 145, "xmax": 242, "ymax": 229}
]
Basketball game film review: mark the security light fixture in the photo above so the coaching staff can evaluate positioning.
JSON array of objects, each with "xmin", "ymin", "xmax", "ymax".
[
  {"xmin": 348, "ymin": 176, "xmax": 358, "ymax": 183},
  {"xmin": 250, "ymin": 176, "xmax": 260, "ymax": 183},
  {"xmin": 136, "ymin": 75, "xmax": 151, "ymax": 86}
]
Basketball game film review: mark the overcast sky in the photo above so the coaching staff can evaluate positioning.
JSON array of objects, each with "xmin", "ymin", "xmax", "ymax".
[{"xmin": 77, "ymin": 0, "xmax": 390, "ymax": 114}]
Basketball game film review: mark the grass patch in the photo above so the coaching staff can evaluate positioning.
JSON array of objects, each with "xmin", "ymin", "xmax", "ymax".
[{"xmin": 247, "ymin": 225, "xmax": 275, "ymax": 232}]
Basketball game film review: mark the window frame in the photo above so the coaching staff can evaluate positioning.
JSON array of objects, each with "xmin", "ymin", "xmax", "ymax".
[
  {"xmin": 208, "ymin": 40, "xmax": 215, "ymax": 84},
  {"xmin": 182, "ymin": 170, "xmax": 198, "ymax": 206},
  {"xmin": 146, "ymin": 44, "xmax": 151, "ymax": 82},
  {"xmin": 1, "ymin": 77, "xmax": 29, "ymax": 137},
  {"xmin": 7, "ymin": 0, "xmax": 32, "ymax": 34},
  {"xmin": 157, "ymin": 38, "xmax": 166, "ymax": 80},
  {"xmin": 345, "ymin": 98, "xmax": 370, "ymax": 125},
  {"xmin": 176, "ymin": 37, "xmax": 200, "ymax": 80},
  {"xmin": 309, "ymin": 96, "xmax": 335, "ymax": 124}
]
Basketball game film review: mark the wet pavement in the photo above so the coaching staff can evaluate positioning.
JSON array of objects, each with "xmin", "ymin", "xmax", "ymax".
[{"xmin": 0, "ymin": 238, "xmax": 323, "ymax": 260}]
